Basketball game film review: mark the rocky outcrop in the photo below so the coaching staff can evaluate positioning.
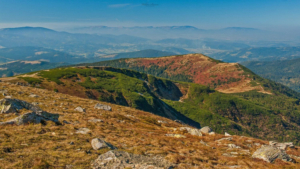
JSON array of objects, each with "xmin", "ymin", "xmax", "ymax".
[
  {"xmin": 252, "ymin": 145, "xmax": 292, "ymax": 163},
  {"xmin": 0, "ymin": 111, "xmax": 59, "ymax": 125},
  {"xmin": 179, "ymin": 127, "xmax": 202, "ymax": 136},
  {"xmin": 0, "ymin": 98, "xmax": 42, "ymax": 114},
  {"xmin": 91, "ymin": 150, "xmax": 174, "ymax": 169},
  {"xmin": 91, "ymin": 138, "xmax": 115, "ymax": 150},
  {"xmin": 94, "ymin": 103, "xmax": 112, "ymax": 111},
  {"xmin": 269, "ymin": 141, "xmax": 294, "ymax": 150}
]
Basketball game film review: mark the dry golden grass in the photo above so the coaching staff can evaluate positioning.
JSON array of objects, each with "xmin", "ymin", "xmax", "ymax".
[{"xmin": 0, "ymin": 82, "xmax": 300, "ymax": 168}]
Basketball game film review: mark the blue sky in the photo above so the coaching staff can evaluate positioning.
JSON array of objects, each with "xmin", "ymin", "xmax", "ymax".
[{"xmin": 0, "ymin": 0, "xmax": 300, "ymax": 30}]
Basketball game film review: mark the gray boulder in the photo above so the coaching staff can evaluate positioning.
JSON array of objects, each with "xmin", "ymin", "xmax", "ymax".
[
  {"xmin": 91, "ymin": 150, "xmax": 174, "ymax": 169},
  {"xmin": 0, "ymin": 111, "xmax": 59, "ymax": 125},
  {"xmin": 179, "ymin": 127, "xmax": 202, "ymax": 136},
  {"xmin": 269, "ymin": 141, "xmax": 294, "ymax": 150},
  {"xmin": 200, "ymin": 126, "xmax": 213, "ymax": 134},
  {"xmin": 91, "ymin": 138, "xmax": 115, "ymax": 150},
  {"xmin": 252, "ymin": 145, "xmax": 292, "ymax": 163},
  {"xmin": 74, "ymin": 107, "xmax": 86, "ymax": 112},
  {"xmin": 0, "ymin": 98, "xmax": 42, "ymax": 114},
  {"xmin": 94, "ymin": 103, "xmax": 112, "ymax": 111}
]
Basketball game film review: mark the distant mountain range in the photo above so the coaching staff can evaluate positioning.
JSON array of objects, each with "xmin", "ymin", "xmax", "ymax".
[{"xmin": 71, "ymin": 25, "xmax": 294, "ymax": 41}]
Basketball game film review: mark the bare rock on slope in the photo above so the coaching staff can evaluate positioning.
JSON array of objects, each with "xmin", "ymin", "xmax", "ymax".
[
  {"xmin": 74, "ymin": 106, "xmax": 86, "ymax": 112},
  {"xmin": 200, "ymin": 126, "xmax": 213, "ymax": 134},
  {"xmin": 0, "ymin": 98, "xmax": 42, "ymax": 114},
  {"xmin": 91, "ymin": 150, "xmax": 174, "ymax": 169},
  {"xmin": 94, "ymin": 103, "xmax": 112, "ymax": 111},
  {"xmin": 269, "ymin": 141, "xmax": 294, "ymax": 150},
  {"xmin": 91, "ymin": 138, "xmax": 115, "ymax": 150},
  {"xmin": 179, "ymin": 127, "xmax": 202, "ymax": 136},
  {"xmin": 252, "ymin": 145, "xmax": 292, "ymax": 163},
  {"xmin": 0, "ymin": 111, "xmax": 59, "ymax": 125}
]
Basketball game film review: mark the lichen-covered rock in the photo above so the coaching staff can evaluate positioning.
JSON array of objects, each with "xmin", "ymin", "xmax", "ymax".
[
  {"xmin": 0, "ymin": 111, "xmax": 59, "ymax": 125},
  {"xmin": 200, "ymin": 126, "xmax": 213, "ymax": 134},
  {"xmin": 0, "ymin": 98, "xmax": 42, "ymax": 114},
  {"xmin": 91, "ymin": 138, "xmax": 115, "ymax": 150},
  {"xmin": 269, "ymin": 141, "xmax": 294, "ymax": 150},
  {"xmin": 252, "ymin": 145, "xmax": 292, "ymax": 163},
  {"xmin": 91, "ymin": 150, "xmax": 174, "ymax": 169},
  {"xmin": 179, "ymin": 127, "xmax": 202, "ymax": 136},
  {"xmin": 94, "ymin": 103, "xmax": 112, "ymax": 111},
  {"xmin": 74, "ymin": 107, "xmax": 86, "ymax": 112}
]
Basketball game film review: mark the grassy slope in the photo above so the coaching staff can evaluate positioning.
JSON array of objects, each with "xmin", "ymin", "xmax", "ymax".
[
  {"xmin": 2, "ymin": 83, "xmax": 300, "ymax": 168},
  {"xmin": 14, "ymin": 67, "xmax": 300, "ymax": 145},
  {"xmin": 242, "ymin": 58, "xmax": 300, "ymax": 93}
]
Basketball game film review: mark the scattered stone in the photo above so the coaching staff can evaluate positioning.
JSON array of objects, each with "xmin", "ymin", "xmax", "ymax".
[
  {"xmin": 29, "ymin": 94, "xmax": 39, "ymax": 98},
  {"xmin": 158, "ymin": 120, "xmax": 167, "ymax": 124},
  {"xmin": 209, "ymin": 132, "xmax": 216, "ymax": 136},
  {"xmin": 200, "ymin": 126, "xmax": 213, "ymax": 134},
  {"xmin": 91, "ymin": 150, "xmax": 175, "ymax": 169},
  {"xmin": 230, "ymin": 152, "xmax": 239, "ymax": 155},
  {"xmin": 0, "ymin": 111, "xmax": 59, "ymax": 125},
  {"xmin": 252, "ymin": 145, "xmax": 292, "ymax": 163},
  {"xmin": 0, "ymin": 98, "xmax": 42, "ymax": 114},
  {"xmin": 88, "ymin": 119, "xmax": 103, "ymax": 123},
  {"xmin": 200, "ymin": 140, "xmax": 209, "ymax": 146},
  {"xmin": 269, "ymin": 141, "xmax": 294, "ymax": 150},
  {"xmin": 222, "ymin": 153, "xmax": 237, "ymax": 157},
  {"xmin": 165, "ymin": 134, "xmax": 186, "ymax": 138},
  {"xmin": 228, "ymin": 144, "xmax": 241, "ymax": 149},
  {"xmin": 179, "ymin": 127, "xmax": 202, "ymax": 136},
  {"xmin": 216, "ymin": 137, "xmax": 233, "ymax": 142},
  {"xmin": 63, "ymin": 120, "xmax": 71, "ymax": 124},
  {"xmin": 91, "ymin": 138, "xmax": 115, "ymax": 150},
  {"xmin": 94, "ymin": 103, "xmax": 112, "ymax": 111},
  {"xmin": 76, "ymin": 128, "xmax": 90, "ymax": 134},
  {"xmin": 65, "ymin": 165, "xmax": 73, "ymax": 169},
  {"xmin": 225, "ymin": 132, "xmax": 231, "ymax": 136},
  {"xmin": 31, "ymin": 102, "xmax": 40, "ymax": 106},
  {"xmin": 74, "ymin": 107, "xmax": 86, "ymax": 113}
]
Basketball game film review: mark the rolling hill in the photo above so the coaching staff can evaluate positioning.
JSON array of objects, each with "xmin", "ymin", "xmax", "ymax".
[
  {"xmin": 77, "ymin": 53, "xmax": 299, "ymax": 97},
  {"xmin": 0, "ymin": 60, "xmax": 67, "ymax": 77},
  {"xmin": 210, "ymin": 46, "xmax": 300, "ymax": 63},
  {"xmin": 3, "ymin": 63, "xmax": 300, "ymax": 145},
  {"xmin": 0, "ymin": 46, "xmax": 86, "ymax": 63},
  {"xmin": 242, "ymin": 58, "xmax": 300, "ymax": 92}
]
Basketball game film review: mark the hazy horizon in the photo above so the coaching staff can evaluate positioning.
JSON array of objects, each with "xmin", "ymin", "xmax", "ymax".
[{"xmin": 1, "ymin": 0, "xmax": 300, "ymax": 33}]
